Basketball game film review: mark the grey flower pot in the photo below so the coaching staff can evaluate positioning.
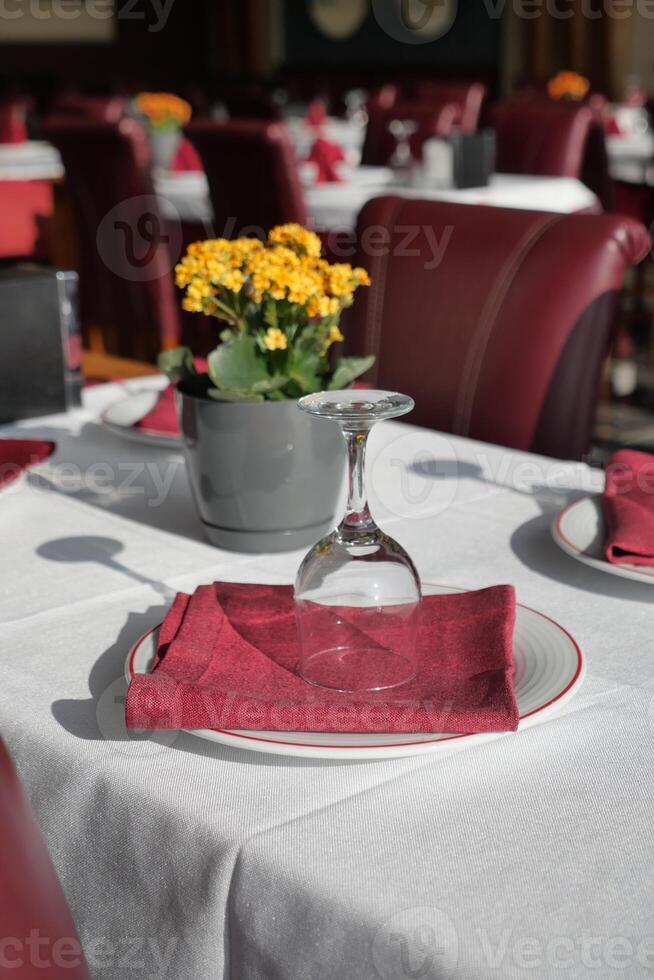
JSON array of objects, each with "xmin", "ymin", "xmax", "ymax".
[
  {"xmin": 149, "ymin": 128, "xmax": 181, "ymax": 170},
  {"xmin": 178, "ymin": 391, "xmax": 345, "ymax": 553}
]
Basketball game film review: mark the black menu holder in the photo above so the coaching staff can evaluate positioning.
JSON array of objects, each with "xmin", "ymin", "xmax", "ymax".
[
  {"xmin": 0, "ymin": 267, "xmax": 82, "ymax": 423},
  {"xmin": 451, "ymin": 129, "xmax": 496, "ymax": 189}
]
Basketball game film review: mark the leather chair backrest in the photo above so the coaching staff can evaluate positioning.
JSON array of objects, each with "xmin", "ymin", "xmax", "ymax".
[
  {"xmin": 490, "ymin": 101, "xmax": 595, "ymax": 179},
  {"xmin": 185, "ymin": 119, "xmax": 308, "ymax": 238},
  {"xmin": 52, "ymin": 95, "xmax": 128, "ymax": 124},
  {"xmin": 43, "ymin": 116, "xmax": 180, "ymax": 358},
  {"xmin": 347, "ymin": 196, "xmax": 649, "ymax": 459},
  {"xmin": 416, "ymin": 81, "xmax": 487, "ymax": 134}
]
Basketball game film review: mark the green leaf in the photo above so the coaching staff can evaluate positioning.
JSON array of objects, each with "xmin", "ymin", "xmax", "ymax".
[
  {"xmin": 263, "ymin": 300, "xmax": 278, "ymax": 330},
  {"xmin": 157, "ymin": 346, "xmax": 195, "ymax": 383},
  {"xmin": 251, "ymin": 375, "xmax": 288, "ymax": 394},
  {"xmin": 206, "ymin": 387, "xmax": 263, "ymax": 402},
  {"xmin": 207, "ymin": 333, "xmax": 270, "ymax": 393},
  {"xmin": 328, "ymin": 355, "xmax": 376, "ymax": 391},
  {"xmin": 288, "ymin": 348, "xmax": 323, "ymax": 394}
]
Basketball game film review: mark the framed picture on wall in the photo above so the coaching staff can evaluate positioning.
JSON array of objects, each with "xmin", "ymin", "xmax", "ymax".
[
  {"xmin": 308, "ymin": 0, "xmax": 369, "ymax": 40},
  {"xmin": 0, "ymin": 0, "xmax": 117, "ymax": 44}
]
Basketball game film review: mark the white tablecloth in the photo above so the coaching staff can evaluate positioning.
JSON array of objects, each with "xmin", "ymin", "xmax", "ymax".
[
  {"xmin": 305, "ymin": 173, "xmax": 600, "ymax": 231},
  {"xmin": 2, "ymin": 379, "xmax": 654, "ymax": 980},
  {"xmin": 155, "ymin": 169, "xmax": 600, "ymax": 233},
  {"xmin": 607, "ymin": 132, "xmax": 654, "ymax": 186},
  {"xmin": 0, "ymin": 140, "xmax": 64, "ymax": 181}
]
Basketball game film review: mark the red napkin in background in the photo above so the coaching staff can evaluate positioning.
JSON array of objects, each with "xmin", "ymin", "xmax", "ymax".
[
  {"xmin": 306, "ymin": 137, "xmax": 345, "ymax": 183},
  {"xmin": 170, "ymin": 138, "xmax": 204, "ymax": 173},
  {"xmin": 133, "ymin": 385, "xmax": 179, "ymax": 436},
  {"xmin": 0, "ymin": 439, "xmax": 55, "ymax": 488},
  {"xmin": 305, "ymin": 98, "xmax": 327, "ymax": 129},
  {"xmin": 604, "ymin": 115, "xmax": 622, "ymax": 136},
  {"xmin": 0, "ymin": 103, "xmax": 27, "ymax": 144},
  {"xmin": 126, "ymin": 582, "xmax": 518, "ymax": 734},
  {"xmin": 133, "ymin": 360, "xmax": 207, "ymax": 436},
  {"xmin": 603, "ymin": 449, "xmax": 654, "ymax": 565}
]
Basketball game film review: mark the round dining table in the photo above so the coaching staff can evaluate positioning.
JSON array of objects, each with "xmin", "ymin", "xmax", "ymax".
[{"xmin": 2, "ymin": 377, "xmax": 654, "ymax": 979}]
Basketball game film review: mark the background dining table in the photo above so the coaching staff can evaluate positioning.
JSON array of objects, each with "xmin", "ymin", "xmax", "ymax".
[
  {"xmin": 2, "ymin": 378, "xmax": 654, "ymax": 979},
  {"xmin": 155, "ymin": 168, "xmax": 601, "ymax": 231}
]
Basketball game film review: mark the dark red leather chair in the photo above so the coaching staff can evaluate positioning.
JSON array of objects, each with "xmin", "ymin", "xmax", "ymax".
[
  {"xmin": 0, "ymin": 740, "xmax": 90, "ymax": 978},
  {"xmin": 361, "ymin": 101, "xmax": 458, "ymax": 167},
  {"xmin": 415, "ymin": 81, "xmax": 487, "ymax": 134},
  {"xmin": 52, "ymin": 94, "xmax": 128, "ymax": 124},
  {"xmin": 490, "ymin": 101, "xmax": 595, "ymax": 179},
  {"xmin": 367, "ymin": 84, "xmax": 399, "ymax": 112},
  {"xmin": 185, "ymin": 119, "xmax": 308, "ymax": 237},
  {"xmin": 347, "ymin": 196, "xmax": 649, "ymax": 459},
  {"xmin": 491, "ymin": 100, "xmax": 613, "ymax": 209},
  {"xmin": 43, "ymin": 116, "xmax": 180, "ymax": 359}
]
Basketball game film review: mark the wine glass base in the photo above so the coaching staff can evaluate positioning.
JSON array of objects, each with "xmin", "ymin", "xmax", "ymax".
[{"xmin": 299, "ymin": 647, "xmax": 416, "ymax": 693}]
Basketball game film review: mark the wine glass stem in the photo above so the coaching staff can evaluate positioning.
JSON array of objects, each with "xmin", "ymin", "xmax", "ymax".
[{"xmin": 340, "ymin": 427, "xmax": 375, "ymax": 537}]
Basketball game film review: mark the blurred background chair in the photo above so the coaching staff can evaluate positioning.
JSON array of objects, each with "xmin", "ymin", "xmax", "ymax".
[
  {"xmin": 347, "ymin": 196, "xmax": 649, "ymax": 459},
  {"xmin": 414, "ymin": 81, "xmax": 487, "ymax": 134},
  {"xmin": 490, "ymin": 101, "xmax": 595, "ymax": 179},
  {"xmin": 43, "ymin": 116, "xmax": 180, "ymax": 360},
  {"xmin": 52, "ymin": 94, "xmax": 129, "ymax": 124},
  {"xmin": 0, "ymin": 739, "xmax": 90, "ymax": 979},
  {"xmin": 361, "ymin": 101, "xmax": 458, "ymax": 166},
  {"xmin": 490, "ymin": 100, "xmax": 612, "ymax": 209},
  {"xmin": 185, "ymin": 119, "xmax": 308, "ymax": 236}
]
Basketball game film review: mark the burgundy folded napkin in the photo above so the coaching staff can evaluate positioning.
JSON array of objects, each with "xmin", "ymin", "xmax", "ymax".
[
  {"xmin": 170, "ymin": 138, "xmax": 204, "ymax": 173},
  {"xmin": 126, "ymin": 582, "xmax": 518, "ymax": 734},
  {"xmin": 0, "ymin": 104, "xmax": 26, "ymax": 144},
  {"xmin": 133, "ymin": 385, "xmax": 179, "ymax": 436},
  {"xmin": 133, "ymin": 359, "xmax": 207, "ymax": 436},
  {"xmin": 603, "ymin": 449, "xmax": 654, "ymax": 565},
  {"xmin": 604, "ymin": 115, "xmax": 622, "ymax": 136},
  {"xmin": 305, "ymin": 98, "xmax": 327, "ymax": 129},
  {"xmin": 0, "ymin": 438, "xmax": 55, "ymax": 488},
  {"xmin": 306, "ymin": 137, "xmax": 345, "ymax": 183}
]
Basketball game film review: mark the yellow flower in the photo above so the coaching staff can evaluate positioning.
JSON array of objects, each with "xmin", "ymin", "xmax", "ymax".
[
  {"xmin": 263, "ymin": 328, "xmax": 288, "ymax": 351},
  {"xmin": 320, "ymin": 323, "xmax": 345, "ymax": 354},
  {"xmin": 547, "ymin": 71, "xmax": 590, "ymax": 101},
  {"xmin": 182, "ymin": 296, "xmax": 203, "ymax": 313},
  {"xmin": 219, "ymin": 269, "xmax": 245, "ymax": 293},
  {"xmin": 175, "ymin": 228, "xmax": 371, "ymax": 333},
  {"xmin": 135, "ymin": 92, "xmax": 192, "ymax": 128},
  {"xmin": 268, "ymin": 224, "xmax": 322, "ymax": 258}
]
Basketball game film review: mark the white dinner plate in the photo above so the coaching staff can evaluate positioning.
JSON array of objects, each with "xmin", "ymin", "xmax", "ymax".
[
  {"xmin": 552, "ymin": 495, "xmax": 654, "ymax": 585},
  {"xmin": 101, "ymin": 391, "xmax": 181, "ymax": 449},
  {"xmin": 125, "ymin": 584, "xmax": 584, "ymax": 760}
]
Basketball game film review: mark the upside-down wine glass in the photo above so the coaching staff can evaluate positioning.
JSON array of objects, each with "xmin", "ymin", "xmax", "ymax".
[
  {"xmin": 294, "ymin": 390, "xmax": 422, "ymax": 692},
  {"xmin": 388, "ymin": 118, "xmax": 418, "ymax": 180}
]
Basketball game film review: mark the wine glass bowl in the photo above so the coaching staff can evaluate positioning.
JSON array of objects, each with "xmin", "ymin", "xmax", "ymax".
[
  {"xmin": 388, "ymin": 118, "xmax": 419, "ymax": 177},
  {"xmin": 294, "ymin": 390, "xmax": 422, "ymax": 693}
]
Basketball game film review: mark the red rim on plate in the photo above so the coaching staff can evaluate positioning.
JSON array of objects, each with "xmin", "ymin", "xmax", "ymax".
[{"xmin": 554, "ymin": 498, "xmax": 654, "ymax": 579}]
